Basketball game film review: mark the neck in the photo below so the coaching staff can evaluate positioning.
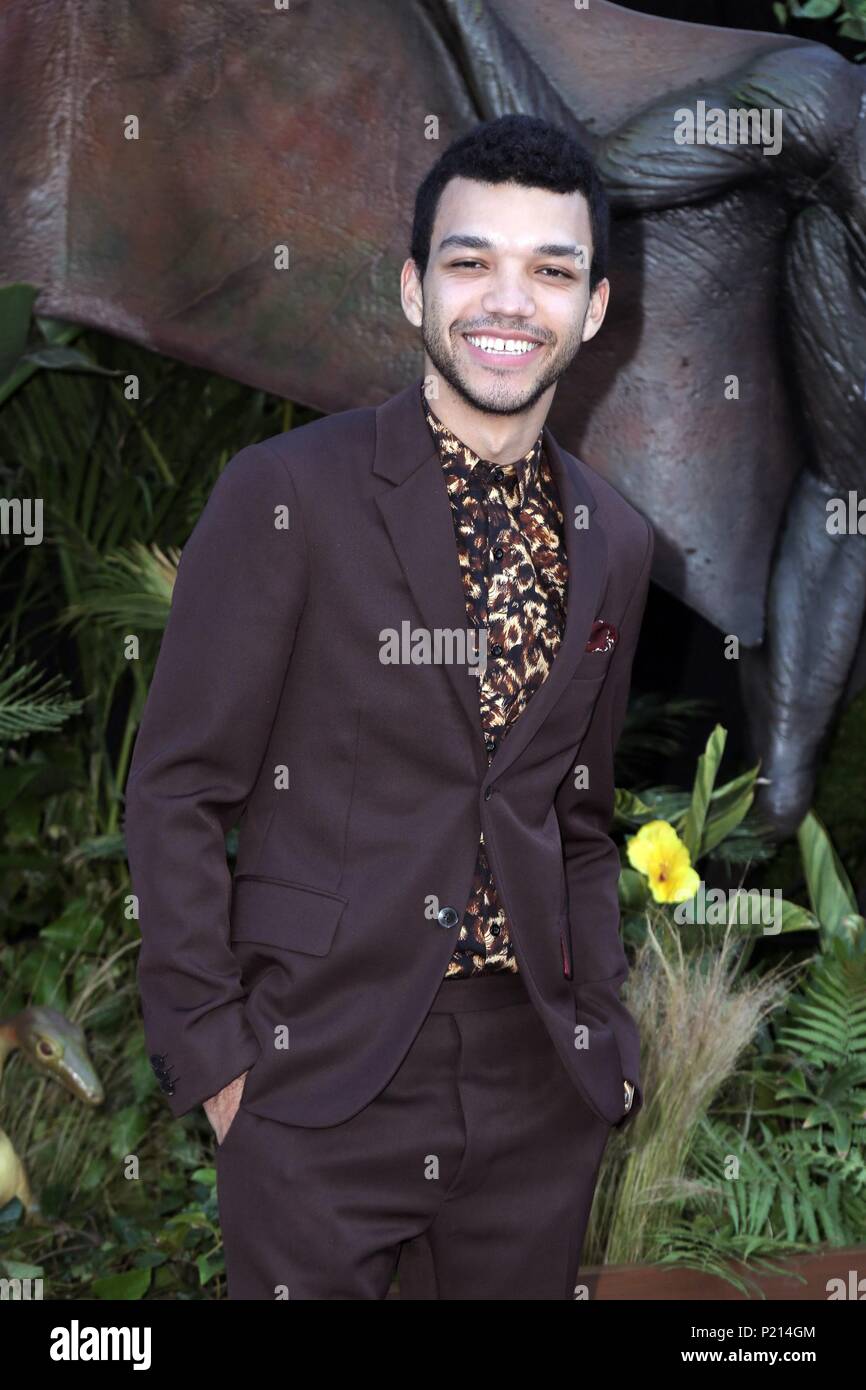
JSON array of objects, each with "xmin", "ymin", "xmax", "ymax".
[
  {"xmin": 0, "ymin": 1021, "xmax": 18, "ymax": 1079},
  {"xmin": 423, "ymin": 365, "xmax": 552, "ymax": 465}
]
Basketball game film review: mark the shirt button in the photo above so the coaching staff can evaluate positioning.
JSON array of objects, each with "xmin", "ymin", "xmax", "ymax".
[
  {"xmin": 490, "ymin": 643, "xmax": 503, "ymax": 657},
  {"xmin": 492, "ymin": 546, "xmax": 504, "ymax": 561},
  {"xmin": 492, "ymin": 467, "xmax": 504, "ymax": 482},
  {"xmin": 484, "ymin": 735, "xmax": 496, "ymax": 751},
  {"xmin": 490, "ymin": 925, "xmax": 501, "ymax": 937},
  {"xmin": 437, "ymin": 906, "xmax": 460, "ymax": 928}
]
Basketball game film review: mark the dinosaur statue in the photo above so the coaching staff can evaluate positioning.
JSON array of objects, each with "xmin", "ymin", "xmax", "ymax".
[
  {"xmin": 1, "ymin": 0, "xmax": 864, "ymax": 837},
  {"xmin": 0, "ymin": 1006, "xmax": 104, "ymax": 1217}
]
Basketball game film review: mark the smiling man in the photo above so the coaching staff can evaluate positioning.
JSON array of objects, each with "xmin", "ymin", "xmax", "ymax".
[{"xmin": 125, "ymin": 114, "xmax": 654, "ymax": 1300}]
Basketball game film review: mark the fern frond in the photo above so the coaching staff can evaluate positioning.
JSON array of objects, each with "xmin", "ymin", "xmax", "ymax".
[{"xmin": 0, "ymin": 650, "xmax": 83, "ymax": 741}]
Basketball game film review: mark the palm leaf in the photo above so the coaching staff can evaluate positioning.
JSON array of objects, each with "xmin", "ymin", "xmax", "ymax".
[
  {"xmin": 0, "ymin": 651, "xmax": 82, "ymax": 741},
  {"xmin": 62, "ymin": 542, "xmax": 180, "ymax": 633}
]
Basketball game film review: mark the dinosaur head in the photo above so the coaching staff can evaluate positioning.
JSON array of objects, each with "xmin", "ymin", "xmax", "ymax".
[{"xmin": 4, "ymin": 1006, "xmax": 104, "ymax": 1105}]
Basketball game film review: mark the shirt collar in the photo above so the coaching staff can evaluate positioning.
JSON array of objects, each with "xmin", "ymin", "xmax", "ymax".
[{"xmin": 421, "ymin": 385, "xmax": 544, "ymax": 508}]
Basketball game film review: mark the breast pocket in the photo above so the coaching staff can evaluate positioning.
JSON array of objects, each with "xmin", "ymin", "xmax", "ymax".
[{"xmin": 570, "ymin": 648, "xmax": 614, "ymax": 683}]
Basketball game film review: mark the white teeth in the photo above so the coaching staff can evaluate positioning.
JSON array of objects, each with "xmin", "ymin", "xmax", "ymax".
[{"xmin": 466, "ymin": 335, "xmax": 538, "ymax": 355}]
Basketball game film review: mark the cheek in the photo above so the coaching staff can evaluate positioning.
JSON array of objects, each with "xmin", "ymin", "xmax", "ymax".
[
  {"xmin": 435, "ymin": 287, "xmax": 482, "ymax": 337},
  {"xmin": 552, "ymin": 314, "xmax": 588, "ymax": 358}
]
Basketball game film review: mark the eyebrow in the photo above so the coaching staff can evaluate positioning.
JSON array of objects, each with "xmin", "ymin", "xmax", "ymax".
[{"xmin": 437, "ymin": 234, "xmax": 583, "ymax": 258}]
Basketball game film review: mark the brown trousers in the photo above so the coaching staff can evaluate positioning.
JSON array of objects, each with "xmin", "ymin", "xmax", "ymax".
[{"xmin": 215, "ymin": 969, "xmax": 612, "ymax": 1299}]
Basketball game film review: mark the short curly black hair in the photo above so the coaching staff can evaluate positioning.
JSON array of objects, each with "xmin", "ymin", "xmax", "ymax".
[{"xmin": 410, "ymin": 114, "xmax": 610, "ymax": 293}]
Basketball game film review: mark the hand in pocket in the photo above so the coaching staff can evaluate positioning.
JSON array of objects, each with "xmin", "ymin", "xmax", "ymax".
[{"xmin": 204, "ymin": 1069, "xmax": 249, "ymax": 1145}]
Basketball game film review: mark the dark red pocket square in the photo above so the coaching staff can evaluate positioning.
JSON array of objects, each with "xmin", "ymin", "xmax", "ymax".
[{"xmin": 585, "ymin": 619, "xmax": 618, "ymax": 653}]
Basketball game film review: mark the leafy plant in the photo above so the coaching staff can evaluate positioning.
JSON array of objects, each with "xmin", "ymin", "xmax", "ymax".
[
  {"xmin": 774, "ymin": 0, "xmax": 866, "ymax": 57},
  {"xmin": 0, "ymin": 301, "xmax": 315, "ymax": 1295},
  {"xmin": 586, "ymin": 770, "xmax": 866, "ymax": 1284},
  {"xmin": 0, "ymin": 650, "xmax": 82, "ymax": 741}
]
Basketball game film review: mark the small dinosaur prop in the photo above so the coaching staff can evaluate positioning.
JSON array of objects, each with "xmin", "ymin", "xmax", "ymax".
[{"xmin": 0, "ymin": 1006, "xmax": 103, "ymax": 1217}]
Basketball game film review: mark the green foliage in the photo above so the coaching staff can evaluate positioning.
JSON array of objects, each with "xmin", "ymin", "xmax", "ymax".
[
  {"xmin": 797, "ymin": 809, "xmax": 862, "ymax": 939},
  {"xmin": 593, "ymin": 798, "xmax": 866, "ymax": 1284},
  {"xmin": 650, "ymin": 1116, "xmax": 866, "ymax": 1292},
  {"xmin": 0, "ymin": 651, "xmax": 82, "ymax": 741},
  {"xmin": 774, "ymin": 0, "xmax": 866, "ymax": 55},
  {"xmin": 812, "ymin": 686, "xmax": 866, "ymax": 897},
  {"xmin": 615, "ymin": 723, "xmax": 786, "ymax": 930},
  {"xmin": 0, "ymin": 305, "xmax": 311, "ymax": 1297}
]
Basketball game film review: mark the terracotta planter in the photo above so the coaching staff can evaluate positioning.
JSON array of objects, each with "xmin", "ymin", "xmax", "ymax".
[{"xmin": 579, "ymin": 1247, "xmax": 866, "ymax": 1300}]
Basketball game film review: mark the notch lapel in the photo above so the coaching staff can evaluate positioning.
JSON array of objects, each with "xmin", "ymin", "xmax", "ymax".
[
  {"xmin": 371, "ymin": 379, "xmax": 610, "ymax": 789},
  {"xmin": 373, "ymin": 380, "xmax": 489, "ymax": 779},
  {"xmin": 481, "ymin": 426, "xmax": 609, "ymax": 788}
]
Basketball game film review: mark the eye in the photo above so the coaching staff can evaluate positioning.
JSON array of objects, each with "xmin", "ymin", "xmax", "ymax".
[{"xmin": 447, "ymin": 259, "xmax": 574, "ymax": 280}]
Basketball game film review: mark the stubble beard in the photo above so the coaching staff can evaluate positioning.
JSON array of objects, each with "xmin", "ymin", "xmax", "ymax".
[{"xmin": 420, "ymin": 301, "xmax": 587, "ymax": 419}]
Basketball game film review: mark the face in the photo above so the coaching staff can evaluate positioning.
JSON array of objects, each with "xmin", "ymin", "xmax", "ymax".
[{"xmin": 403, "ymin": 177, "xmax": 609, "ymax": 417}]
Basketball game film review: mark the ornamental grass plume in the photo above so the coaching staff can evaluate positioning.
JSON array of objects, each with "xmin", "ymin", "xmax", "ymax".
[{"xmin": 585, "ymin": 908, "xmax": 793, "ymax": 1268}]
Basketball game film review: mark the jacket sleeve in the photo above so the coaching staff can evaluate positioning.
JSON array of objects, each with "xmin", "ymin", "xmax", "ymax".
[
  {"xmin": 124, "ymin": 441, "xmax": 309, "ymax": 1119},
  {"xmin": 554, "ymin": 517, "xmax": 653, "ymax": 1128}
]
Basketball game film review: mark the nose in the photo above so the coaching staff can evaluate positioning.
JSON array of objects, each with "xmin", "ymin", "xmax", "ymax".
[{"xmin": 480, "ymin": 270, "xmax": 536, "ymax": 322}]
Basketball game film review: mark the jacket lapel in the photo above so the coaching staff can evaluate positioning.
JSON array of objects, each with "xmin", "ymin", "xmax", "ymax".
[
  {"xmin": 373, "ymin": 380, "xmax": 489, "ymax": 779},
  {"xmin": 372, "ymin": 378, "xmax": 609, "ymax": 786},
  {"xmin": 483, "ymin": 425, "xmax": 608, "ymax": 788}
]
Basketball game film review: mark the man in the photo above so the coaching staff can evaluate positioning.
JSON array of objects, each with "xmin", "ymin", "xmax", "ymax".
[{"xmin": 125, "ymin": 113, "xmax": 654, "ymax": 1300}]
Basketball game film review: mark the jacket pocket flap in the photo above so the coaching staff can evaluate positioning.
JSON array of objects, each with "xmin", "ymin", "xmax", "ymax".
[{"xmin": 230, "ymin": 875, "xmax": 347, "ymax": 956}]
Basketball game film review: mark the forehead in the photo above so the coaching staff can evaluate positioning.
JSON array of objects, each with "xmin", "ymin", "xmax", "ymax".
[{"xmin": 432, "ymin": 176, "xmax": 591, "ymax": 251}]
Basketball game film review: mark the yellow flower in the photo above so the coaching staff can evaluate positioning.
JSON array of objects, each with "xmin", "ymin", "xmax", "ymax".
[{"xmin": 626, "ymin": 820, "xmax": 701, "ymax": 904}]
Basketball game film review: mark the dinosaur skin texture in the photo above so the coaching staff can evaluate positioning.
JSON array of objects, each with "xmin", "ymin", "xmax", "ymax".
[{"xmin": 1, "ymin": 0, "xmax": 864, "ymax": 839}]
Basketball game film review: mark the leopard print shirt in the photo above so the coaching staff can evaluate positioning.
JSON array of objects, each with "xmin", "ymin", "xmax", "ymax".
[{"xmin": 421, "ymin": 386, "xmax": 568, "ymax": 977}]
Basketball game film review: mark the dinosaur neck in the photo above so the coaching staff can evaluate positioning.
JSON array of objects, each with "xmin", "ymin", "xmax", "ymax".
[{"xmin": 0, "ymin": 1022, "xmax": 19, "ymax": 1079}]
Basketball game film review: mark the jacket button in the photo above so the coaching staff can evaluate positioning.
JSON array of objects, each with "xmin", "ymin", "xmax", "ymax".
[
  {"xmin": 437, "ymin": 906, "xmax": 460, "ymax": 928},
  {"xmin": 484, "ymin": 786, "xmax": 494, "ymax": 800}
]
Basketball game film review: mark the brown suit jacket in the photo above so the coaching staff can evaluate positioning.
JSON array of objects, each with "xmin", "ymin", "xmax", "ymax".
[{"xmin": 124, "ymin": 376, "xmax": 654, "ymax": 1130}]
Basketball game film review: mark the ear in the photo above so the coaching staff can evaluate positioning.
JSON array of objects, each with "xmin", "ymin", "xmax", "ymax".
[
  {"xmin": 400, "ymin": 258, "xmax": 424, "ymax": 328},
  {"xmin": 581, "ymin": 276, "xmax": 610, "ymax": 343}
]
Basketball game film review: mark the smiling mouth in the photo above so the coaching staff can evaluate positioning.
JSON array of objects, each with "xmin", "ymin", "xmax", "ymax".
[{"xmin": 463, "ymin": 332, "xmax": 543, "ymax": 357}]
